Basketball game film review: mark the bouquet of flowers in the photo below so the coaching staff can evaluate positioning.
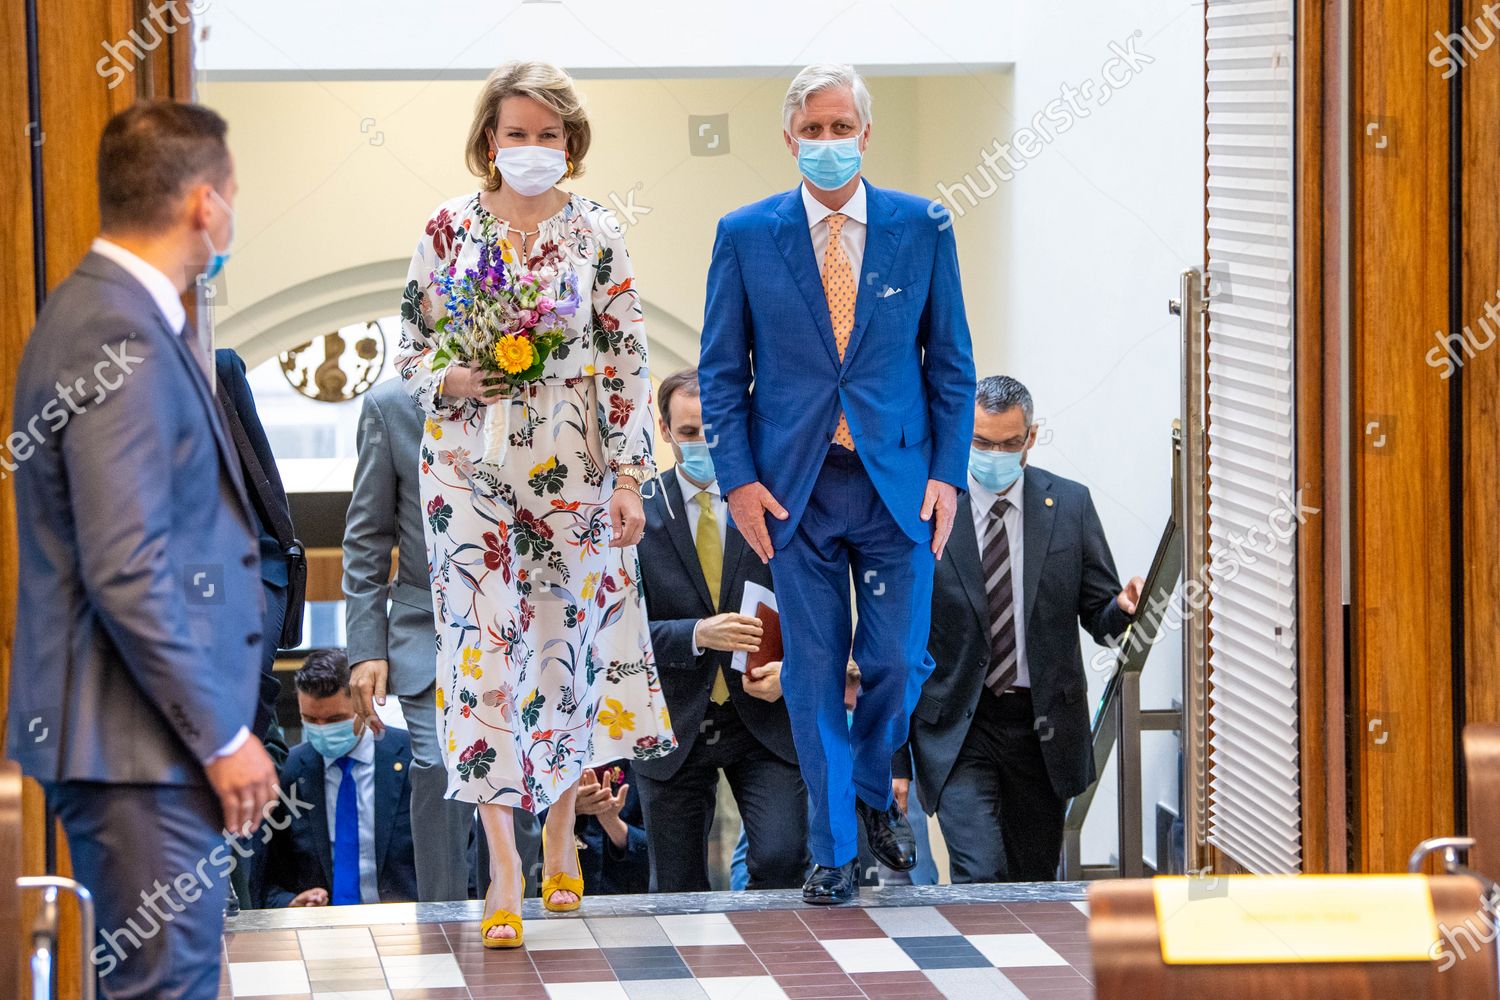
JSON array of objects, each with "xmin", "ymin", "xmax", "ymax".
[{"xmin": 430, "ymin": 225, "xmax": 582, "ymax": 466}]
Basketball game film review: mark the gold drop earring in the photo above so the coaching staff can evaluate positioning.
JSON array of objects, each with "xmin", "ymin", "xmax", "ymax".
[{"xmin": 488, "ymin": 148, "xmax": 497, "ymax": 179}]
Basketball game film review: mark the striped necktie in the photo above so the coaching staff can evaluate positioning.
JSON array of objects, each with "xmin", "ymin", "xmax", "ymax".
[{"xmin": 981, "ymin": 497, "xmax": 1019, "ymax": 697}]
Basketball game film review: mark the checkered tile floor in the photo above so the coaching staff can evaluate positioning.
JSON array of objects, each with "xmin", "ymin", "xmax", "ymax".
[{"xmin": 217, "ymin": 901, "xmax": 1093, "ymax": 999}]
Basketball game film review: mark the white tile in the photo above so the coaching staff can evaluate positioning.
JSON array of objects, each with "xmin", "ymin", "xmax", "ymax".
[
  {"xmin": 379, "ymin": 951, "xmax": 465, "ymax": 989},
  {"xmin": 546, "ymin": 984, "xmax": 629, "ymax": 1000},
  {"xmin": 698, "ymin": 977, "xmax": 789, "ymax": 1000},
  {"xmin": 228, "ymin": 959, "xmax": 311, "ymax": 996},
  {"xmin": 965, "ymin": 933, "xmax": 1068, "ymax": 968},
  {"xmin": 656, "ymin": 913, "xmax": 745, "ymax": 947},
  {"xmin": 297, "ymin": 927, "xmax": 378, "ymax": 960},
  {"xmin": 820, "ymin": 936, "xmax": 920, "ymax": 974},
  {"xmin": 524, "ymin": 916, "xmax": 599, "ymax": 951},
  {"xmin": 312, "ymin": 992, "xmax": 393, "ymax": 1000}
]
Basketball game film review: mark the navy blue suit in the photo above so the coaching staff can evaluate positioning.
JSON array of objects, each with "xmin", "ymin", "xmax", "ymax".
[
  {"xmin": 257, "ymin": 728, "xmax": 418, "ymax": 907},
  {"xmin": 699, "ymin": 181, "xmax": 976, "ymax": 866}
]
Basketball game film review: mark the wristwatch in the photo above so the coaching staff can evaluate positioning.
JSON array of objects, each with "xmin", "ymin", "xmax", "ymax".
[{"xmin": 616, "ymin": 464, "xmax": 650, "ymax": 487}]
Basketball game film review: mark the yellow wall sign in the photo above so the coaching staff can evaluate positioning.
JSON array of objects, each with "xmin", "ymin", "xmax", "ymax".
[{"xmin": 1153, "ymin": 875, "xmax": 1440, "ymax": 965}]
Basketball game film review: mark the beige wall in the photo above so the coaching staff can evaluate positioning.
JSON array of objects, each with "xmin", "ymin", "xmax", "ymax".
[{"xmin": 198, "ymin": 72, "xmax": 1011, "ymax": 379}]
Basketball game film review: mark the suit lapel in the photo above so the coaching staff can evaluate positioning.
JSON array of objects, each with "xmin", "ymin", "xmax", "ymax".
[
  {"xmin": 663, "ymin": 469, "xmax": 715, "ymax": 612},
  {"xmin": 948, "ymin": 494, "xmax": 989, "ymax": 632},
  {"xmin": 300, "ymin": 756, "xmax": 334, "ymax": 889},
  {"xmin": 771, "ymin": 188, "xmax": 842, "ymax": 369},
  {"xmin": 1022, "ymin": 471, "xmax": 1055, "ymax": 628},
  {"xmin": 842, "ymin": 182, "xmax": 904, "ymax": 366},
  {"xmin": 372, "ymin": 739, "xmax": 400, "ymax": 880}
]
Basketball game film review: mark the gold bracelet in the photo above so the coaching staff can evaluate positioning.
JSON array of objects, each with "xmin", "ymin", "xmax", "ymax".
[{"xmin": 614, "ymin": 478, "xmax": 642, "ymax": 496}]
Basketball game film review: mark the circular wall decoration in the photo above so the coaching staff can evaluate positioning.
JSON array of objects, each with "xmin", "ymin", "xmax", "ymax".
[{"xmin": 279, "ymin": 321, "xmax": 386, "ymax": 402}]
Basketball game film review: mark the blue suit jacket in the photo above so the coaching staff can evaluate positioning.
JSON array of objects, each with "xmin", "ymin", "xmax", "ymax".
[
  {"xmin": 698, "ymin": 181, "xmax": 976, "ymax": 547},
  {"xmin": 7, "ymin": 251, "xmax": 263, "ymax": 785},
  {"xmin": 256, "ymin": 727, "xmax": 418, "ymax": 907}
]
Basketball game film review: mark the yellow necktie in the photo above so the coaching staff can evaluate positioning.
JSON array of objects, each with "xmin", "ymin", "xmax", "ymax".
[
  {"xmin": 696, "ymin": 492, "xmax": 731, "ymax": 704},
  {"xmin": 822, "ymin": 213, "xmax": 857, "ymax": 451}
]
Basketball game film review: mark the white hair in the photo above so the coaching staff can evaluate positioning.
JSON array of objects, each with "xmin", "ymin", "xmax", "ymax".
[{"xmin": 782, "ymin": 64, "xmax": 873, "ymax": 132}]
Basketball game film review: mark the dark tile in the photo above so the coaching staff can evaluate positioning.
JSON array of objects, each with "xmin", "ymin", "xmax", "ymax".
[
  {"xmin": 893, "ymin": 934, "xmax": 992, "ymax": 969},
  {"xmin": 851, "ymin": 969, "xmax": 947, "ymax": 997},
  {"xmin": 602, "ymin": 945, "xmax": 693, "ymax": 981}
]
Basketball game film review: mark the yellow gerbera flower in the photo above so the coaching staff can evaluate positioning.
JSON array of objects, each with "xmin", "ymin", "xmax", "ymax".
[
  {"xmin": 494, "ymin": 334, "xmax": 536, "ymax": 374},
  {"xmin": 597, "ymin": 698, "xmax": 636, "ymax": 739}
]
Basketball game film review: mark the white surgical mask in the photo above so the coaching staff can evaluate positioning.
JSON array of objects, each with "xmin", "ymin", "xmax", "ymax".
[{"xmin": 494, "ymin": 145, "xmax": 567, "ymax": 197}]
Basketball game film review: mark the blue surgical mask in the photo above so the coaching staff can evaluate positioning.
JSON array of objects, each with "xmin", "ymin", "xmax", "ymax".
[
  {"xmin": 970, "ymin": 447, "xmax": 1024, "ymax": 493},
  {"xmin": 304, "ymin": 718, "xmax": 360, "ymax": 760},
  {"xmin": 200, "ymin": 187, "xmax": 235, "ymax": 280},
  {"xmin": 675, "ymin": 439, "xmax": 716, "ymax": 486},
  {"xmin": 797, "ymin": 137, "xmax": 862, "ymax": 191}
]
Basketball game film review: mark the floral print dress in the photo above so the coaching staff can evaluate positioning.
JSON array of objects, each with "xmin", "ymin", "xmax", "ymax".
[{"xmin": 397, "ymin": 191, "xmax": 676, "ymax": 810}]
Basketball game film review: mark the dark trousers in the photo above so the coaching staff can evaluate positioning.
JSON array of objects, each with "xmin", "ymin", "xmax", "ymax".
[
  {"xmin": 49, "ymin": 780, "xmax": 231, "ymax": 1000},
  {"xmin": 636, "ymin": 700, "xmax": 810, "ymax": 892},
  {"xmin": 771, "ymin": 446, "xmax": 935, "ymax": 867},
  {"xmin": 937, "ymin": 688, "xmax": 1067, "ymax": 883}
]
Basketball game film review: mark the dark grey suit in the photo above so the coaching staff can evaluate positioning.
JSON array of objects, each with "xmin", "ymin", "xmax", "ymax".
[
  {"xmin": 7, "ymin": 251, "xmax": 264, "ymax": 998},
  {"xmin": 896, "ymin": 466, "xmax": 1130, "ymax": 882},
  {"xmin": 343, "ymin": 377, "xmax": 538, "ymax": 900},
  {"xmin": 634, "ymin": 468, "xmax": 808, "ymax": 891}
]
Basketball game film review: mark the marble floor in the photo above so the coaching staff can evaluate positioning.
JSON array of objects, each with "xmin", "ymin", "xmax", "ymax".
[{"xmin": 218, "ymin": 885, "xmax": 1094, "ymax": 1000}]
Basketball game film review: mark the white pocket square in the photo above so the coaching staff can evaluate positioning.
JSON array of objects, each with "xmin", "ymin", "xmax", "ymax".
[{"xmin": 879, "ymin": 285, "xmax": 903, "ymax": 298}]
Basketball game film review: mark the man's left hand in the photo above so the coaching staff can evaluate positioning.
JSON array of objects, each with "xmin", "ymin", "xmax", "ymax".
[
  {"xmin": 920, "ymin": 480, "xmax": 959, "ymax": 560},
  {"xmin": 744, "ymin": 660, "xmax": 783, "ymax": 703},
  {"xmin": 1117, "ymin": 575, "xmax": 1146, "ymax": 614}
]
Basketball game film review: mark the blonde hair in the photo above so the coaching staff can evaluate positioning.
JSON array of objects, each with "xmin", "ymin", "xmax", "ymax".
[{"xmin": 466, "ymin": 61, "xmax": 591, "ymax": 191}]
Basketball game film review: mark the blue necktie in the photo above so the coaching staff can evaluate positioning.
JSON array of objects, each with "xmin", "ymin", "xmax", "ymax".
[{"xmin": 332, "ymin": 756, "xmax": 360, "ymax": 905}]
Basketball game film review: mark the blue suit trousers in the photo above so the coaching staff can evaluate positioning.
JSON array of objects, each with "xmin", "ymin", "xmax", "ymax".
[{"xmin": 769, "ymin": 446, "xmax": 936, "ymax": 867}]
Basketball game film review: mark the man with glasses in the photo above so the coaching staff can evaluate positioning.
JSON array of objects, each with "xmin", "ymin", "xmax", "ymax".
[{"xmin": 893, "ymin": 376, "xmax": 1143, "ymax": 883}]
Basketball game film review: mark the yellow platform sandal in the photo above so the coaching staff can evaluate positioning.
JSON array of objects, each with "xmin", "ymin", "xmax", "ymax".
[
  {"xmin": 479, "ymin": 908, "xmax": 524, "ymax": 949},
  {"xmin": 541, "ymin": 845, "xmax": 584, "ymax": 913}
]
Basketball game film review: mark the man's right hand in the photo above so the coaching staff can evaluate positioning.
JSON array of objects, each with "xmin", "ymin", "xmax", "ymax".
[
  {"xmin": 726, "ymin": 482, "xmax": 789, "ymax": 563},
  {"xmin": 204, "ymin": 735, "xmax": 279, "ymax": 837},
  {"xmin": 694, "ymin": 613, "xmax": 763, "ymax": 653},
  {"xmin": 350, "ymin": 658, "xmax": 390, "ymax": 736},
  {"xmin": 290, "ymin": 887, "xmax": 329, "ymax": 907}
]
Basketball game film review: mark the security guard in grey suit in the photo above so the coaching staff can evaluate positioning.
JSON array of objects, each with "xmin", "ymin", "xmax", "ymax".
[
  {"xmin": 895, "ymin": 376, "xmax": 1142, "ymax": 884},
  {"xmin": 343, "ymin": 376, "xmax": 539, "ymax": 901},
  {"xmin": 6, "ymin": 102, "xmax": 277, "ymax": 1000}
]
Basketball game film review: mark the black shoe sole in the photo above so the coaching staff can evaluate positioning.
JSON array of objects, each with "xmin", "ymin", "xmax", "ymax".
[{"xmin": 802, "ymin": 883, "xmax": 859, "ymax": 905}]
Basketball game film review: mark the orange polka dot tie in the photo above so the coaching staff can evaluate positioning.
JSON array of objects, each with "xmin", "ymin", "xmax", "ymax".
[{"xmin": 822, "ymin": 213, "xmax": 856, "ymax": 451}]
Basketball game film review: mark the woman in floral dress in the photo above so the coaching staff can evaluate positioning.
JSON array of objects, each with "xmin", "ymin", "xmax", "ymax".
[{"xmin": 396, "ymin": 61, "xmax": 675, "ymax": 945}]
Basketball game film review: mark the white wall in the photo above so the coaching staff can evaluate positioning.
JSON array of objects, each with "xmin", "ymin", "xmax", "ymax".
[{"xmin": 999, "ymin": 0, "xmax": 1204, "ymax": 869}]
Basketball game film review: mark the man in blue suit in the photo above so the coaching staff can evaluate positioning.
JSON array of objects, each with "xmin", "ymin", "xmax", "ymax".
[
  {"xmin": 258, "ymin": 649, "xmax": 419, "ymax": 907},
  {"xmin": 699, "ymin": 64, "xmax": 976, "ymax": 904},
  {"xmin": 6, "ymin": 102, "xmax": 277, "ymax": 997}
]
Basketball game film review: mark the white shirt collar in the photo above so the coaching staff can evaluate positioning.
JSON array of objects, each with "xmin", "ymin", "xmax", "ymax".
[
  {"xmin": 90, "ymin": 237, "xmax": 187, "ymax": 334},
  {"xmin": 323, "ymin": 726, "xmax": 376, "ymax": 767},
  {"xmin": 802, "ymin": 178, "xmax": 867, "ymax": 230},
  {"xmin": 678, "ymin": 470, "xmax": 721, "ymax": 502}
]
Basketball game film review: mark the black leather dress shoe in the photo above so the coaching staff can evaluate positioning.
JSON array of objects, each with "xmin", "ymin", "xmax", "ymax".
[
  {"xmin": 802, "ymin": 861, "xmax": 859, "ymax": 905},
  {"xmin": 857, "ymin": 798, "xmax": 917, "ymax": 872}
]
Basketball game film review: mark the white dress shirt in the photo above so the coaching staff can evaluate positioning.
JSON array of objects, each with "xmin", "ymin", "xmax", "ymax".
[
  {"xmin": 682, "ymin": 474, "xmax": 728, "ymax": 656},
  {"xmin": 969, "ymin": 470, "xmax": 1030, "ymax": 690},
  {"xmin": 802, "ymin": 180, "xmax": 868, "ymax": 279},
  {"xmin": 322, "ymin": 727, "xmax": 379, "ymax": 904},
  {"xmin": 91, "ymin": 238, "xmax": 250, "ymax": 761}
]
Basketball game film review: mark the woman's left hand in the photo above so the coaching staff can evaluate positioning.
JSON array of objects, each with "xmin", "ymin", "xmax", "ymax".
[{"xmin": 608, "ymin": 487, "xmax": 645, "ymax": 547}]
